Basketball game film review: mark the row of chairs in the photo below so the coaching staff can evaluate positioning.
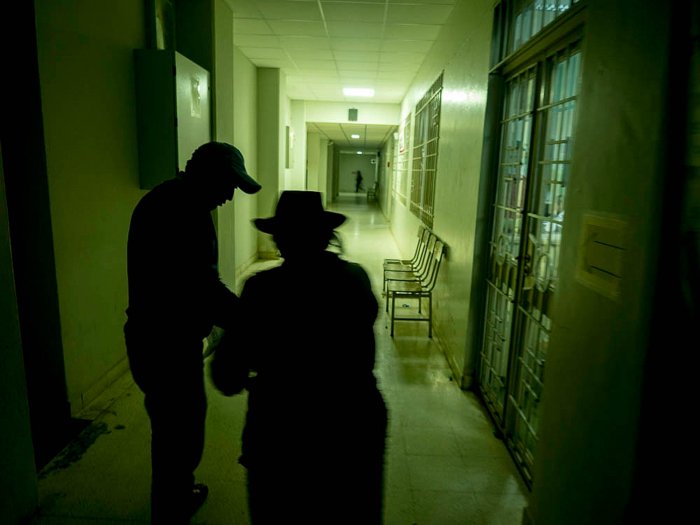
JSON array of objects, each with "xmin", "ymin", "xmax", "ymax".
[{"xmin": 382, "ymin": 225, "xmax": 446, "ymax": 338}]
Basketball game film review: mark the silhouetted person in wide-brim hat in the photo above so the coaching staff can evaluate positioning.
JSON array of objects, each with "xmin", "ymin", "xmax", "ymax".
[
  {"xmin": 124, "ymin": 141, "xmax": 261, "ymax": 524},
  {"xmin": 210, "ymin": 190, "xmax": 388, "ymax": 524},
  {"xmin": 253, "ymin": 190, "xmax": 346, "ymax": 259}
]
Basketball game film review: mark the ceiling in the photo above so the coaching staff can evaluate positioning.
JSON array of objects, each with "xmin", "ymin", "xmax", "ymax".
[
  {"xmin": 224, "ymin": 0, "xmax": 458, "ymax": 149},
  {"xmin": 307, "ymin": 121, "xmax": 397, "ymax": 152}
]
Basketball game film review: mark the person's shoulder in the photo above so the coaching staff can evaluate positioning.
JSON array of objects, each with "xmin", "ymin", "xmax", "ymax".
[
  {"xmin": 243, "ymin": 263, "xmax": 285, "ymax": 285},
  {"xmin": 150, "ymin": 177, "xmax": 185, "ymax": 199},
  {"xmin": 331, "ymin": 254, "xmax": 370, "ymax": 281},
  {"xmin": 135, "ymin": 178, "xmax": 186, "ymax": 211}
]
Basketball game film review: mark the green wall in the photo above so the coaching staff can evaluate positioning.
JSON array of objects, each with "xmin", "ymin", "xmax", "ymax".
[
  {"xmin": 34, "ymin": 0, "xmax": 146, "ymax": 413},
  {"xmin": 232, "ymin": 45, "xmax": 261, "ymax": 283}
]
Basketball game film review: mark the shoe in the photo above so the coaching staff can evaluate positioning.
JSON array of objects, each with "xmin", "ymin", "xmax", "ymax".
[{"xmin": 189, "ymin": 483, "xmax": 209, "ymax": 516}]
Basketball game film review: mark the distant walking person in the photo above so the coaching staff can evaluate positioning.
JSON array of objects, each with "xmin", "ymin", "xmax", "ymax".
[
  {"xmin": 355, "ymin": 169, "xmax": 364, "ymax": 192},
  {"xmin": 210, "ymin": 191, "xmax": 388, "ymax": 524},
  {"xmin": 124, "ymin": 142, "xmax": 261, "ymax": 524}
]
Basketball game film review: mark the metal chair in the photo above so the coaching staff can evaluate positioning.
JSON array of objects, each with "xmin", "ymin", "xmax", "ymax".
[
  {"xmin": 366, "ymin": 180, "xmax": 379, "ymax": 202},
  {"xmin": 382, "ymin": 227, "xmax": 432, "ymax": 292},
  {"xmin": 384, "ymin": 231, "xmax": 436, "ymax": 305},
  {"xmin": 387, "ymin": 239, "xmax": 445, "ymax": 338}
]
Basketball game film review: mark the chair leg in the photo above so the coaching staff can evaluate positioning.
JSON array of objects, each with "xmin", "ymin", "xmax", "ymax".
[
  {"xmin": 428, "ymin": 293, "xmax": 433, "ymax": 338},
  {"xmin": 391, "ymin": 293, "xmax": 396, "ymax": 337}
]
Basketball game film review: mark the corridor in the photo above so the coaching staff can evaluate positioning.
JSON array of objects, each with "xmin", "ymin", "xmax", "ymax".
[{"xmin": 32, "ymin": 193, "xmax": 528, "ymax": 524}]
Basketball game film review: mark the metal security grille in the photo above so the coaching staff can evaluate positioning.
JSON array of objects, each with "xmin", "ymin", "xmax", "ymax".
[
  {"xmin": 507, "ymin": 43, "xmax": 581, "ymax": 483},
  {"xmin": 480, "ymin": 66, "xmax": 537, "ymax": 424},
  {"xmin": 410, "ymin": 73, "xmax": 443, "ymax": 228},
  {"xmin": 477, "ymin": 17, "xmax": 582, "ymax": 487}
]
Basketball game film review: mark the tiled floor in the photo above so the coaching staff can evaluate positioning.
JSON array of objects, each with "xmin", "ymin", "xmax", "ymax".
[{"xmin": 32, "ymin": 193, "xmax": 528, "ymax": 524}]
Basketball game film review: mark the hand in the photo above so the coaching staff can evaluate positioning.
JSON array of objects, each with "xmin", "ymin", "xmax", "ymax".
[{"xmin": 203, "ymin": 326, "xmax": 226, "ymax": 358}]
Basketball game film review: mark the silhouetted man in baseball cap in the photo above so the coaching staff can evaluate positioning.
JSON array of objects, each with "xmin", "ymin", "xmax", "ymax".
[{"xmin": 124, "ymin": 141, "xmax": 261, "ymax": 524}]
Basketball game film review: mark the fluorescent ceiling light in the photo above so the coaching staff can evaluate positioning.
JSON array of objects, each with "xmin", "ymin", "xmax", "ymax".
[
  {"xmin": 357, "ymin": 151, "xmax": 363, "ymax": 155},
  {"xmin": 343, "ymin": 87, "xmax": 374, "ymax": 97},
  {"xmin": 351, "ymin": 134, "xmax": 360, "ymax": 139}
]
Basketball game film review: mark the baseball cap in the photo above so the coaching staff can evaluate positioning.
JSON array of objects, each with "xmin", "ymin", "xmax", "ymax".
[{"xmin": 186, "ymin": 142, "xmax": 262, "ymax": 194}]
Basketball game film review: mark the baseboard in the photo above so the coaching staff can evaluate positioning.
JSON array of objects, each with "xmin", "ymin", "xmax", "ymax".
[
  {"xmin": 73, "ymin": 357, "xmax": 132, "ymax": 419},
  {"xmin": 432, "ymin": 328, "xmax": 464, "ymax": 386}
]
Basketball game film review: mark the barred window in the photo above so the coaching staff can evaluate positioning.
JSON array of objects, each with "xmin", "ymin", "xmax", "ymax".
[
  {"xmin": 394, "ymin": 113, "xmax": 412, "ymax": 206},
  {"xmin": 410, "ymin": 73, "xmax": 443, "ymax": 228}
]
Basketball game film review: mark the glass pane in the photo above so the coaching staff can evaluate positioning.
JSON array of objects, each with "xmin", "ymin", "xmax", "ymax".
[{"xmin": 509, "ymin": 0, "xmax": 578, "ymax": 55}]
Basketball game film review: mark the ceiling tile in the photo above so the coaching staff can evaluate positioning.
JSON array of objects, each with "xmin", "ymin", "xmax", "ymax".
[
  {"xmin": 292, "ymin": 70, "xmax": 340, "ymax": 79},
  {"xmin": 332, "ymin": 50, "xmax": 381, "ymax": 62},
  {"xmin": 383, "ymin": 23, "xmax": 441, "ymax": 40},
  {"xmin": 386, "ymin": 3, "xmax": 455, "ymax": 25},
  {"xmin": 268, "ymin": 20, "xmax": 327, "ymax": 36},
  {"xmin": 234, "ymin": 19, "xmax": 273, "ymax": 34},
  {"xmin": 234, "ymin": 34, "xmax": 280, "ymax": 47},
  {"xmin": 330, "ymin": 38, "xmax": 383, "ymax": 52},
  {"xmin": 256, "ymin": 1, "xmax": 322, "ymax": 20},
  {"xmin": 339, "ymin": 72, "xmax": 378, "ymax": 83},
  {"xmin": 294, "ymin": 59, "xmax": 338, "ymax": 70},
  {"xmin": 286, "ymin": 48, "xmax": 335, "ymax": 60},
  {"xmin": 336, "ymin": 61, "xmax": 379, "ymax": 71},
  {"xmin": 326, "ymin": 21, "xmax": 385, "ymax": 39},
  {"xmin": 379, "ymin": 52, "xmax": 425, "ymax": 64},
  {"xmin": 241, "ymin": 47, "xmax": 289, "ymax": 60},
  {"xmin": 227, "ymin": 0, "xmax": 262, "ymax": 18},
  {"xmin": 381, "ymin": 39, "xmax": 434, "ymax": 53},
  {"xmin": 253, "ymin": 58, "xmax": 297, "ymax": 68},
  {"xmin": 278, "ymin": 35, "xmax": 331, "ymax": 49},
  {"xmin": 321, "ymin": 3, "xmax": 386, "ymax": 22}
]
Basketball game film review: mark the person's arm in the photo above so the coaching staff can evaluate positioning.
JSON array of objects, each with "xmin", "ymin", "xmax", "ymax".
[{"xmin": 208, "ymin": 277, "xmax": 257, "ymax": 395}]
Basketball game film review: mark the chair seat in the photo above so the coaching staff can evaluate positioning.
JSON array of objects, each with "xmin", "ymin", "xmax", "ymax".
[
  {"xmin": 387, "ymin": 280, "xmax": 428, "ymax": 294},
  {"xmin": 385, "ymin": 266, "xmax": 422, "ymax": 278},
  {"xmin": 383, "ymin": 260, "xmax": 413, "ymax": 270}
]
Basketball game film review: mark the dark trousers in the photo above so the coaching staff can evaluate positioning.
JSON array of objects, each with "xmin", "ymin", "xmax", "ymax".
[
  {"xmin": 125, "ymin": 321, "xmax": 207, "ymax": 524},
  {"xmin": 244, "ymin": 403, "xmax": 387, "ymax": 525},
  {"xmin": 145, "ymin": 380, "xmax": 206, "ymax": 524},
  {"xmin": 245, "ymin": 448, "xmax": 385, "ymax": 524}
]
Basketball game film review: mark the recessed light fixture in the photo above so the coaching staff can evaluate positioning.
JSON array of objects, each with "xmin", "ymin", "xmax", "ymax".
[
  {"xmin": 357, "ymin": 151, "xmax": 363, "ymax": 155},
  {"xmin": 351, "ymin": 134, "xmax": 360, "ymax": 139},
  {"xmin": 343, "ymin": 87, "xmax": 374, "ymax": 97}
]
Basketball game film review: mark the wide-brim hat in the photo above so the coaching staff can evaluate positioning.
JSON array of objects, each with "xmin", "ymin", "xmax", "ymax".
[
  {"xmin": 253, "ymin": 190, "xmax": 346, "ymax": 234},
  {"xmin": 187, "ymin": 141, "xmax": 262, "ymax": 194}
]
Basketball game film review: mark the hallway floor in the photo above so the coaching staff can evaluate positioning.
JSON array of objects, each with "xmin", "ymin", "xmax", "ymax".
[{"xmin": 32, "ymin": 193, "xmax": 528, "ymax": 524}]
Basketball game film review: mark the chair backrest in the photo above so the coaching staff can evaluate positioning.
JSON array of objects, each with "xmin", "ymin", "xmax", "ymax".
[
  {"xmin": 413, "ymin": 226, "xmax": 433, "ymax": 263},
  {"xmin": 406, "ymin": 225, "xmax": 428, "ymax": 262},
  {"xmin": 414, "ymin": 231, "xmax": 437, "ymax": 278},
  {"xmin": 422, "ymin": 239, "xmax": 445, "ymax": 291}
]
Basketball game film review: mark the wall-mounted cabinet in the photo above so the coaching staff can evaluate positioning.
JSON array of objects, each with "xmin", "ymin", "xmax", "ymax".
[{"xmin": 134, "ymin": 49, "xmax": 210, "ymax": 189}]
